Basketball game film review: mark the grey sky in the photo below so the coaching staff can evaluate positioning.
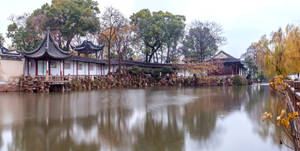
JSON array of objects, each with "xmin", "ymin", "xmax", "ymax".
[{"xmin": 1, "ymin": 0, "xmax": 300, "ymax": 57}]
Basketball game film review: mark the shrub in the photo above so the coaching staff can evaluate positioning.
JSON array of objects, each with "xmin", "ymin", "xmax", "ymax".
[
  {"xmin": 126, "ymin": 66, "xmax": 174, "ymax": 80},
  {"xmin": 161, "ymin": 67, "xmax": 174, "ymax": 74},
  {"xmin": 232, "ymin": 75, "xmax": 248, "ymax": 86}
]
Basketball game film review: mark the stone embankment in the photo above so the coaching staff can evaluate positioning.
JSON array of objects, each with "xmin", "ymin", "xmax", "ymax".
[{"xmin": 17, "ymin": 71, "xmax": 247, "ymax": 93}]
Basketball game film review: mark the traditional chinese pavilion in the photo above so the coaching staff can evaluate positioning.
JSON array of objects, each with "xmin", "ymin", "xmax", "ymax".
[
  {"xmin": 23, "ymin": 28, "xmax": 116, "ymax": 76},
  {"xmin": 72, "ymin": 40, "xmax": 104, "ymax": 58}
]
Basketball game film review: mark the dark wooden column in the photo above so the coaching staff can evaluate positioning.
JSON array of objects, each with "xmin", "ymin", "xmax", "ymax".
[
  {"xmin": 35, "ymin": 60, "xmax": 38, "ymax": 76},
  {"xmin": 63, "ymin": 60, "xmax": 65, "ymax": 76},
  {"xmin": 76, "ymin": 61, "xmax": 78, "ymax": 76},
  {"xmin": 88, "ymin": 63, "xmax": 90, "ymax": 76}
]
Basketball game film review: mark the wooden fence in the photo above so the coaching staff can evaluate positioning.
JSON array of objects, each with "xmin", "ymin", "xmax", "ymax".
[
  {"xmin": 286, "ymin": 81, "xmax": 300, "ymax": 112},
  {"xmin": 285, "ymin": 80, "xmax": 300, "ymax": 150}
]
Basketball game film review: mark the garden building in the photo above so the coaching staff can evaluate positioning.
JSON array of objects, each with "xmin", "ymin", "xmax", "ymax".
[{"xmin": 207, "ymin": 51, "xmax": 245, "ymax": 76}]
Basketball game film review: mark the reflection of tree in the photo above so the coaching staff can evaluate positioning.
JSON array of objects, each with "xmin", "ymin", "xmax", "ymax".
[
  {"xmin": 133, "ymin": 111, "xmax": 184, "ymax": 151},
  {"xmin": 183, "ymin": 109, "xmax": 216, "ymax": 140},
  {"xmin": 181, "ymin": 86, "xmax": 247, "ymax": 142},
  {"xmin": 9, "ymin": 119, "xmax": 100, "ymax": 151},
  {"xmin": 96, "ymin": 89, "xmax": 133, "ymax": 150},
  {"xmin": 244, "ymin": 85, "xmax": 288, "ymax": 148},
  {"xmin": 0, "ymin": 86, "xmax": 288, "ymax": 151}
]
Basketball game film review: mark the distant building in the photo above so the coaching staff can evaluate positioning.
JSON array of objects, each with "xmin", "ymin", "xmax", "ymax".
[
  {"xmin": 1, "ymin": 28, "xmax": 245, "ymax": 86},
  {"xmin": 177, "ymin": 51, "xmax": 246, "ymax": 77},
  {"xmin": 0, "ymin": 47, "xmax": 24, "ymax": 90},
  {"xmin": 207, "ymin": 51, "xmax": 245, "ymax": 76}
]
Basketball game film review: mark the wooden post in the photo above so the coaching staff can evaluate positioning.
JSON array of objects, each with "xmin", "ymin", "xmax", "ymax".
[
  {"xmin": 88, "ymin": 63, "xmax": 90, "ymax": 76},
  {"xmin": 35, "ymin": 60, "xmax": 38, "ymax": 76},
  {"xmin": 47, "ymin": 60, "xmax": 50, "ymax": 76},
  {"xmin": 60, "ymin": 60, "xmax": 62, "ymax": 76},
  {"xmin": 27, "ymin": 59, "xmax": 30, "ymax": 76},
  {"xmin": 63, "ymin": 60, "xmax": 65, "ymax": 76},
  {"xmin": 76, "ymin": 61, "xmax": 78, "ymax": 76}
]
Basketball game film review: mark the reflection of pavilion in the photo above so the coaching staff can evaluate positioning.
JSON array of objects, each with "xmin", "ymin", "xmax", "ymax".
[{"xmin": 2, "ymin": 87, "xmax": 280, "ymax": 151}]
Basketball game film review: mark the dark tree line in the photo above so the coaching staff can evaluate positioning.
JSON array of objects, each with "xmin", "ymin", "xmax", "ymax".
[{"xmin": 3, "ymin": 0, "xmax": 226, "ymax": 72}]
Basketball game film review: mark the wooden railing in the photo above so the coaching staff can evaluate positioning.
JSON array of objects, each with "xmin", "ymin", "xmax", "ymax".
[
  {"xmin": 286, "ymin": 80, "xmax": 300, "ymax": 112},
  {"xmin": 285, "ymin": 80, "xmax": 300, "ymax": 150},
  {"xmin": 26, "ymin": 75, "xmax": 107, "ymax": 82}
]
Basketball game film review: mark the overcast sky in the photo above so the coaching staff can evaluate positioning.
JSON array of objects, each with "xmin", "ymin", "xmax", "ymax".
[{"xmin": 1, "ymin": 0, "xmax": 300, "ymax": 57}]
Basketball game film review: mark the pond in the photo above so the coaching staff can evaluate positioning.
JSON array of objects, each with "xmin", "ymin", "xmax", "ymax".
[{"xmin": 0, "ymin": 85, "xmax": 292, "ymax": 151}]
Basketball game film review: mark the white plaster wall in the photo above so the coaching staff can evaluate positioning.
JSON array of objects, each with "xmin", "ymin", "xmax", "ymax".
[
  {"xmin": 96, "ymin": 64, "xmax": 101, "ymax": 75},
  {"xmin": 28, "ymin": 59, "xmax": 36, "ymax": 76},
  {"xmin": 77, "ymin": 62, "xmax": 85, "ymax": 75},
  {"xmin": 37, "ymin": 60, "xmax": 47, "ymax": 76},
  {"xmin": 0, "ymin": 59, "xmax": 24, "ymax": 82},
  {"xmin": 103, "ymin": 66, "xmax": 108, "ymax": 75},
  {"xmin": 85, "ymin": 63, "xmax": 88, "ymax": 75},
  {"xmin": 50, "ymin": 60, "xmax": 61, "ymax": 76},
  {"xmin": 64, "ymin": 61, "xmax": 74, "ymax": 76},
  {"xmin": 90, "ymin": 63, "xmax": 97, "ymax": 75},
  {"xmin": 113, "ymin": 65, "xmax": 117, "ymax": 72}
]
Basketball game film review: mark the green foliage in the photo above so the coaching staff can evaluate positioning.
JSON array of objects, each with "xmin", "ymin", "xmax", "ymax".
[
  {"xmin": 245, "ymin": 56, "xmax": 258, "ymax": 79},
  {"xmin": 7, "ymin": 0, "xmax": 100, "ymax": 51},
  {"xmin": 232, "ymin": 75, "xmax": 248, "ymax": 86},
  {"xmin": 0, "ymin": 33, "xmax": 4, "ymax": 47},
  {"xmin": 7, "ymin": 16, "xmax": 44, "ymax": 51},
  {"xmin": 130, "ymin": 9, "xmax": 185, "ymax": 63},
  {"xmin": 163, "ymin": 14, "xmax": 185, "ymax": 63},
  {"xmin": 181, "ymin": 21, "xmax": 226, "ymax": 62},
  {"xmin": 126, "ymin": 66, "xmax": 174, "ymax": 80},
  {"xmin": 257, "ymin": 71, "xmax": 266, "ymax": 82}
]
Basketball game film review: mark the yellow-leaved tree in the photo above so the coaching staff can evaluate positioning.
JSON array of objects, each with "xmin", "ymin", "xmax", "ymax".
[
  {"xmin": 255, "ymin": 24, "xmax": 300, "ymax": 78},
  {"xmin": 284, "ymin": 25, "xmax": 300, "ymax": 76},
  {"xmin": 256, "ymin": 24, "xmax": 300, "ymax": 150}
]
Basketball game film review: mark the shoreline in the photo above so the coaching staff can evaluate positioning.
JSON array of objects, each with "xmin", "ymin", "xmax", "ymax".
[{"xmin": 14, "ymin": 71, "xmax": 249, "ymax": 93}]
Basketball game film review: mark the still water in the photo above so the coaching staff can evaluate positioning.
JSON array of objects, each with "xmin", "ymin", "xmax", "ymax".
[{"xmin": 0, "ymin": 85, "xmax": 292, "ymax": 151}]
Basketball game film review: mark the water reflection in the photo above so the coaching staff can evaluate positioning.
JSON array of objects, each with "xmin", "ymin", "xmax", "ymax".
[{"xmin": 0, "ymin": 86, "xmax": 291, "ymax": 151}]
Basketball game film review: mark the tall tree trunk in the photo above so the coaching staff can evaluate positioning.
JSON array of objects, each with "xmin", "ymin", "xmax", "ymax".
[
  {"xmin": 148, "ymin": 53, "xmax": 153, "ymax": 63},
  {"xmin": 108, "ymin": 41, "xmax": 111, "ymax": 73},
  {"xmin": 148, "ymin": 47, "xmax": 157, "ymax": 63},
  {"xmin": 166, "ymin": 46, "xmax": 171, "ymax": 63},
  {"xmin": 66, "ymin": 37, "xmax": 72, "ymax": 51},
  {"xmin": 145, "ymin": 52, "xmax": 149, "ymax": 62},
  {"xmin": 161, "ymin": 48, "xmax": 163, "ymax": 64},
  {"xmin": 117, "ymin": 42, "xmax": 121, "ymax": 73}
]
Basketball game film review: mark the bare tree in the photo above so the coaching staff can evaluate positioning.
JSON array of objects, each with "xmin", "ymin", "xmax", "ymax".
[
  {"xmin": 98, "ymin": 7, "xmax": 126, "ymax": 73},
  {"xmin": 114, "ymin": 24, "xmax": 137, "ymax": 71}
]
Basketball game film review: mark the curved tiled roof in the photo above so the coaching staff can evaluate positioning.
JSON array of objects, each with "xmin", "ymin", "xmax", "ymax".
[
  {"xmin": 71, "ymin": 40, "xmax": 104, "ymax": 54},
  {"xmin": 22, "ymin": 28, "xmax": 72, "ymax": 59},
  {"xmin": 1, "ymin": 47, "xmax": 21, "ymax": 55},
  {"xmin": 67, "ymin": 56, "xmax": 106, "ymax": 64},
  {"xmin": 208, "ymin": 50, "xmax": 241, "ymax": 63}
]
